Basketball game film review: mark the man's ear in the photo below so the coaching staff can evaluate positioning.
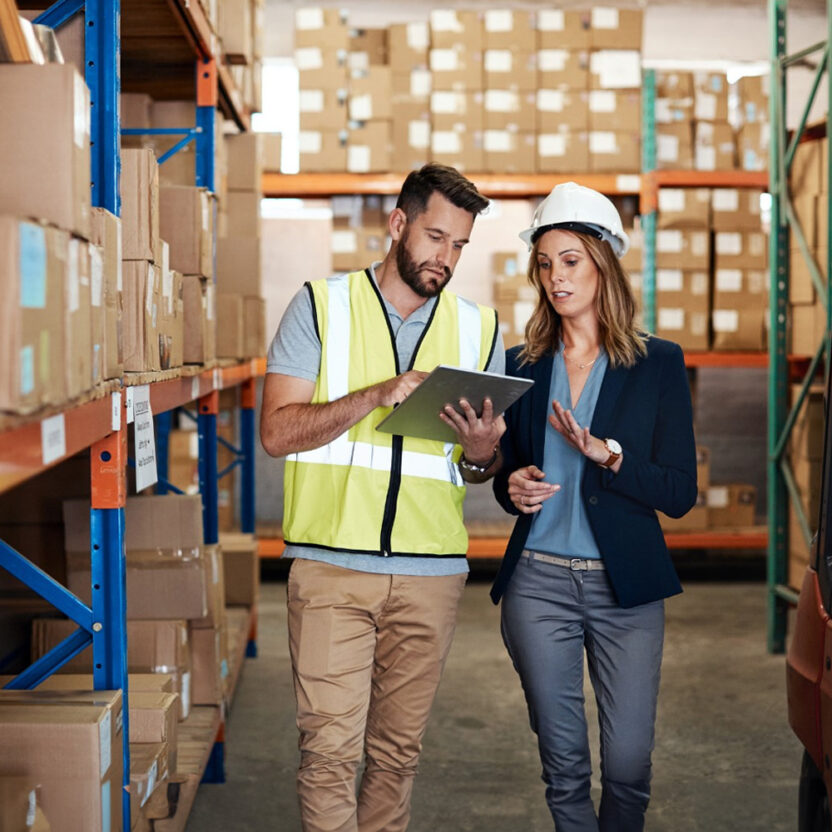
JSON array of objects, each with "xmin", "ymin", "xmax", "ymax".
[{"xmin": 389, "ymin": 207, "xmax": 407, "ymax": 242}]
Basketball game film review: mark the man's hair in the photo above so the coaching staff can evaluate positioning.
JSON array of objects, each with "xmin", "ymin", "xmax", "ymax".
[{"xmin": 396, "ymin": 164, "xmax": 489, "ymax": 220}]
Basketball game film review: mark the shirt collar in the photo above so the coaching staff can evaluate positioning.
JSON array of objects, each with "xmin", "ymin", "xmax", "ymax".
[{"xmin": 368, "ymin": 261, "xmax": 439, "ymax": 324}]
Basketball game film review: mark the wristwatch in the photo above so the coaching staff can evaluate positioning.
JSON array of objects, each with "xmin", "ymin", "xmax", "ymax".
[
  {"xmin": 598, "ymin": 438, "xmax": 622, "ymax": 469},
  {"xmin": 459, "ymin": 448, "xmax": 498, "ymax": 474}
]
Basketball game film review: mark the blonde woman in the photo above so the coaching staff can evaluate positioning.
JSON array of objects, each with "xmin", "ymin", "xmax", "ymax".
[{"xmin": 490, "ymin": 183, "xmax": 696, "ymax": 831}]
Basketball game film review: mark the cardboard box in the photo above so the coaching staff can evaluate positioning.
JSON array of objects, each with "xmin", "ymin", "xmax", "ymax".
[
  {"xmin": 484, "ymin": 131, "xmax": 536, "ymax": 173},
  {"xmin": 712, "ymin": 270, "xmax": 767, "ymax": 350},
  {"xmin": 226, "ymin": 133, "xmax": 264, "ymax": 192},
  {"xmin": 536, "ymin": 9, "xmax": 591, "ymax": 49},
  {"xmin": 129, "ymin": 692, "xmax": 178, "ymax": 777},
  {"xmin": 296, "ymin": 46, "xmax": 349, "ymax": 90},
  {"xmin": 792, "ymin": 138, "xmax": 827, "ymax": 196},
  {"xmin": 189, "ymin": 625, "xmax": 226, "ymax": 706},
  {"xmin": 430, "ymin": 129, "xmax": 484, "ymax": 173},
  {"xmin": 536, "ymin": 89, "xmax": 587, "ymax": 131},
  {"xmin": 495, "ymin": 298, "xmax": 535, "ymax": 349},
  {"xmin": 0, "ymin": 219, "xmax": 65, "ymax": 413},
  {"xmin": 0, "ymin": 64, "xmax": 91, "ymax": 240},
  {"xmin": 659, "ymin": 490, "xmax": 708, "ymax": 531},
  {"xmin": 588, "ymin": 90, "xmax": 640, "ymax": 132},
  {"xmin": 159, "ymin": 267, "xmax": 184, "ymax": 370},
  {"xmin": 0, "ymin": 692, "xmax": 122, "ymax": 832},
  {"xmin": 790, "ymin": 383, "xmax": 825, "ymax": 462},
  {"xmin": 0, "ymin": 673, "xmax": 175, "ymax": 696},
  {"xmin": 429, "ymin": 9, "xmax": 483, "ymax": 50},
  {"xmin": 216, "ymin": 237, "xmax": 262, "ymax": 296},
  {"xmin": 392, "ymin": 69, "xmax": 432, "ymax": 100},
  {"xmin": 431, "ymin": 91, "xmax": 484, "ymax": 132},
  {"xmin": 656, "ymin": 229, "xmax": 710, "ymax": 270},
  {"xmin": 792, "ymin": 453, "xmax": 823, "ymax": 527},
  {"xmin": 262, "ymin": 132, "xmax": 282, "ymax": 172},
  {"xmin": 129, "ymin": 741, "xmax": 169, "ymax": 817},
  {"xmin": 299, "ymin": 86, "xmax": 348, "ymax": 130},
  {"xmin": 349, "ymin": 27, "xmax": 387, "ymax": 70},
  {"xmin": 589, "ymin": 50, "xmax": 641, "ymax": 90},
  {"xmin": 790, "ymin": 299, "xmax": 827, "ymax": 356},
  {"xmin": 0, "ymin": 778, "xmax": 50, "ymax": 832},
  {"xmin": 655, "ymin": 269, "xmax": 710, "ymax": 351},
  {"xmin": 711, "ymin": 188, "xmax": 764, "ymax": 232},
  {"xmin": 695, "ymin": 121, "xmax": 735, "ymax": 171},
  {"xmin": 737, "ymin": 122, "xmax": 769, "ymax": 172},
  {"xmin": 219, "ymin": 0, "xmax": 251, "ymax": 57},
  {"xmin": 620, "ymin": 224, "xmax": 643, "ymax": 273},
  {"xmin": 589, "ymin": 131, "xmax": 640, "ymax": 173},
  {"xmin": 707, "ymin": 483, "xmax": 757, "ymax": 527},
  {"xmin": 223, "ymin": 191, "xmax": 261, "ymax": 241},
  {"xmin": 714, "ymin": 231, "xmax": 767, "ymax": 270},
  {"xmin": 655, "ymin": 96, "xmax": 694, "ymax": 125},
  {"xmin": 537, "ymin": 130, "xmax": 589, "ymax": 173},
  {"xmin": 483, "ymin": 49, "xmax": 536, "ymax": 90},
  {"xmin": 657, "ymin": 121, "xmax": 694, "ymax": 169},
  {"xmin": 590, "ymin": 7, "xmax": 643, "ymax": 50},
  {"xmin": 299, "ymin": 129, "xmax": 348, "ymax": 172},
  {"xmin": 735, "ymin": 74, "xmax": 769, "ymax": 124},
  {"xmin": 220, "ymin": 532, "xmax": 260, "ymax": 607},
  {"xmin": 183, "ymin": 275, "xmax": 215, "ymax": 364},
  {"xmin": 483, "ymin": 9, "xmax": 536, "ymax": 49},
  {"xmin": 244, "ymin": 296, "xmax": 267, "ymax": 358},
  {"xmin": 391, "ymin": 99, "xmax": 431, "ymax": 170},
  {"xmin": 347, "ymin": 121, "xmax": 392, "ymax": 173},
  {"xmin": 159, "ymin": 187, "xmax": 214, "ymax": 278},
  {"xmin": 537, "ymin": 49, "xmax": 589, "ymax": 89},
  {"xmin": 217, "ymin": 293, "xmax": 245, "ymax": 359},
  {"xmin": 90, "ymin": 209, "xmax": 124, "ymax": 380},
  {"xmin": 192, "ymin": 545, "xmax": 226, "ymax": 631},
  {"xmin": 697, "ymin": 446, "xmax": 711, "ymax": 490},
  {"xmin": 429, "ymin": 46, "xmax": 483, "ymax": 91},
  {"xmin": 121, "ymin": 149, "xmax": 160, "ymax": 262},
  {"xmin": 122, "ymin": 260, "xmax": 159, "ymax": 372},
  {"xmin": 657, "ymin": 188, "xmax": 710, "ymax": 229},
  {"xmin": 294, "ymin": 7, "xmax": 349, "ymax": 50},
  {"xmin": 66, "ymin": 239, "xmax": 93, "ymax": 398},
  {"xmin": 349, "ymin": 67, "xmax": 392, "ymax": 121},
  {"xmin": 656, "ymin": 70, "xmax": 694, "ymax": 100},
  {"xmin": 693, "ymin": 72, "xmax": 729, "ymax": 121},
  {"xmin": 388, "ymin": 22, "xmax": 429, "ymax": 74}
]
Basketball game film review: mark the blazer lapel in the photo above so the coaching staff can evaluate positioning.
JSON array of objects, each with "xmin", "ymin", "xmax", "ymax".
[
  {"xmin": 531, "ymin": 353, "xmax": 554, "ymax": 467},
  {"xmin": 590, "ymin": 361, "xmax": 630, "ymax": 440}
]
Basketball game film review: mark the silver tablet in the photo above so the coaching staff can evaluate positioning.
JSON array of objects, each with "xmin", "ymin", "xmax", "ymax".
[{"xmin": 375, "ymin": 365, "xmax": 534, "ymax": 444}]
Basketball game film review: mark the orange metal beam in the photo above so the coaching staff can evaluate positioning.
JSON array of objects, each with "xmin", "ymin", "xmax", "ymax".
[
  {"xmin": 683, "ymin": 351, "xmax": 768, "ymax": 368},
  {"xmin": 653, "ymin": 170, "xmax": 768, "ymax": 189}
]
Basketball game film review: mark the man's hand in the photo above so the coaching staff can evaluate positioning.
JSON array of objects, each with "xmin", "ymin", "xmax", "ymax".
[
  {"xmin": 375, "ymin": 370, "xmax": 429, "ymax": 408},
  {"xmin": 440, "ymin": 396, "xmax": 506, "ymax": 468}
]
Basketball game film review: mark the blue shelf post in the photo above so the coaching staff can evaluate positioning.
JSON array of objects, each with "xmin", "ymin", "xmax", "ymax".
[
  {"xmin": 240, "ymin": 379, "xmax": 257, "ymax": 535},
  {"xmin": 155, "ymin": 411, "xmax": 173, "ymax": 494},
  {"xmin": 198, "ymin": 390, "xmax": 220, "ymax": 546}
]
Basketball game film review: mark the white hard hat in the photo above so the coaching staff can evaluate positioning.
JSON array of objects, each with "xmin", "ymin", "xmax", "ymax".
[{"xmin": 519, "ymin": 181, "xmax": 630, "ymax": 257}]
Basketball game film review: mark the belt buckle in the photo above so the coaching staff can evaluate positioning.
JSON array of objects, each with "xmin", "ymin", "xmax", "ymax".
[{"xmin": 570, "ymin": 558, "xmax": 587, "ymax": 571}]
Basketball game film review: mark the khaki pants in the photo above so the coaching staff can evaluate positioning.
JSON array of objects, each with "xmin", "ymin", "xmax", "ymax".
[{"xmin": 287, "ymin": 558, "xmax": 467, "ymax": 832}]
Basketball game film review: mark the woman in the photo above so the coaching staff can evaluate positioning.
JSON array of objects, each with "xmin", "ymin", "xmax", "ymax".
[{"xmin": 491, "ymin": 182, "xmax": 697, "ymax": 831}]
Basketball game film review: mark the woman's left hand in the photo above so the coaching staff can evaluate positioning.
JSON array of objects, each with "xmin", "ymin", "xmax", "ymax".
[{"xmin": 549, "ymin": 399, "xmax": 609, "ymax": 465}]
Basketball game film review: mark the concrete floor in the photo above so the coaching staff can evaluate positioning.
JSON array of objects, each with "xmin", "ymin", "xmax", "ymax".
[{"xmin": 187, "ymin": 575, "xmax": 803, "ymax": 832}]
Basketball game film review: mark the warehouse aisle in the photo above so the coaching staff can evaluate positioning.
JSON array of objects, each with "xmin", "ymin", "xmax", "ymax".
[{"xmin": 187, "ymin": 577, "xmax": 801, "ymax": 832}]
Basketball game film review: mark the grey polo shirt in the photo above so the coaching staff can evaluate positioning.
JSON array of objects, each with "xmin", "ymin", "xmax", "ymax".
[{"xmin": 266, "ymin": 264, "xmax": 506, "ymax": 576}]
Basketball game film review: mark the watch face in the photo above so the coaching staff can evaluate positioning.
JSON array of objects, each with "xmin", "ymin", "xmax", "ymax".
[{"xmin": 606, "ymin": 439, "xmax": 622, "ymax": 454}]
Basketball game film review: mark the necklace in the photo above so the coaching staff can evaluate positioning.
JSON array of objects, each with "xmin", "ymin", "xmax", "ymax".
[{"xmin": 563, "ymin": 348, "xmax": 599, "ymax": 370}]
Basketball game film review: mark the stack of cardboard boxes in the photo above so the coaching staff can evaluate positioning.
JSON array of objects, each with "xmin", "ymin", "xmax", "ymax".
[
  {"xmin": 390, "ymin": 22, "xmax": 432, "ymax": 171},
  {"xmin": 492, "ymin": 252, "xmax": 534, "ymax": 349},
  {"xmin": 222, "ymin": 0, "xmax": 266, "ymax": 114},
  {"xmin": 736, "ymin": 75, "xmax": 769, "ymax": 171},
  {"xmin": 330, "ymin": 195, "xmax": 394, "ymax": 273}
]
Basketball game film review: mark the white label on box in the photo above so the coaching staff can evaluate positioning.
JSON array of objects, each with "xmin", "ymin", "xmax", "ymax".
[
  {"xmin": 298, "ymin": 131, "xmax": 323, "ymax": 154},
  {"xmin": 713, "ymin": 188, "xmax": 739, "ymax": 212},
  {"xmin": 407, "ymin": 22, "xmax": 429, "ymax": 50},
  {"xmin": 695, "ymin": 92, "xmax": 717, "ymax": 121},
  {"xmin": 349, "ymin": 52, "xmax": 369, "ymax": 73},
  {"xmin": 40, "ymin": 414, "xmax": 66, "ymax": 465},
  {"xmin": 717, "ymin": 232, "xmax": 742, "ymax": 256},
  {"xmin": 592, "ymin": 50, "xmax": 641, "ymax": 89},
  {"xmin": 68, "ymin": 239, "xmax": 80, "ymax": 312},
  {"xmin": 657, "ymin": 270, "xmax": 683, "ymax": 292},
  {"xmin": 657, "ymin": 230, "xmax": 683, "ymax": 253},
  {"xmin": 692, "ymin": 232, "xmax": 708, "ymax": 257},
  {"xmin": 90, "ymin": 246, "xmax": 103, "ymax": 307},
  {"xmin": 411, "ymin": 69, "xmax": 431, "ymax": 97},
  {"xmin": 747, "ymin": 271, "xmax": 765, "ymax": 294},
  {"xmin": 295, "ymin": 8, "xmax": 323, "ymax": 30},
  {"xmin": 202, "ymin": 197, "xmax": 209, "ymax": 232},
  {"xmin": 538, "ymin": 133, "xmax": 566, "ymax": 157},
  {"xmin": 655, "ymin": 99, "xmax": 674, "ymax": 124},
  {"xmin": 146, "ymin": 263, "xmax": 154, "ymax": 315},
  {"xmin": 101, "ymin": 782, "xmax": 111, "ymax": 832},
  {"xmin": 486, "ymin": 89, "xmax": 517, "ymax": 112},
  {"xmin": 616, "ymin": 175, "xmax": 641, "ymax": 192},
  {"xmin": 133, "ymin": 385, "xmax": 158, "ymax": 491},
  {"xmin": 696, "ymin": 146, "xmax": 716, "ymax": 171},
  {"xmin": 163, "ymin": 267, "xmax": 173, "ymax": 315},
  {"xmin": 350, "ymin": 93, "xmax": 373, "ymax": 121},
  {"xmin": 181, "ymin": 671, "xmax": 191, "ymax": 718},
  {"xmin": 206, "ymin": 284, "xmax": 215, "ymax": 322},
  {"xmin": 19, "ymin": 346, "xmax": 33, "ymax": 396},
  {"xmin": 409, "ymin": 121, "xmax": 430, "ymax": 149},
  {"xmin": 716, "ymin": 269, "xmax": 743, "ymax": 292},
  {"xmin": 299, "ymin": 90, "xmax": 324, "ymax": 113},
  {"xmin": 708, "ymin": 486, "xmax": 730, "ymax": 508},
  {"xmin": 191, "ymin": 377, "xmax": 200, "ymax": 401},
  {"xmin": 332, "ymin": 229, "xmax": 358, "ymax": 253},
  {"xmin": 538, "ymin": 49, "xmax": 567, "ymax": 72},
  {"xmin": 142, "ymin": 761, "xmax": 158, "ymax": 807},
  {"xmin": 691, "ymin": 272, "xmax": 709, "ymax": 295},
  {"xmin": 347, "ymin": 146, "xmax": 371, "ymax": 173},
  {"xmin": 713, "ymin": 309, "xmax": 739, "ymax": 333},
  {"xmin": 431, "ymin": 91, "xmax": 460, "ymax": 114},
  {"xmin": 658, "ymin": 308, "xmax": 684, "ymax": 331},
  {"xmin": 430, "ymin": 49, "xmax": 460, "ymax": 72},
  {"xmin": 189, "ymin": 431, "xmax": 199, "ymax": 458},
  {"xmin": 485, "ymin": 130, "xmax": 512, "ymax": 153},
  {"xmin": 295, "ymin": 47, "xmax": 323, "ymax": 71},
  {"xmin": 592, "ymin": 7, "xmax": 619, "ymax": 29},
  {"xmin": 537, "ymin": 89, "xmax": 565, "ymax": 113},
  {"xmin": 99, "ymin": 709, "xmax": 112, "ymax": 777},
  {"xmin": 111, "ymin": 392, "xmax": 121, "ymax": 432},
  {"xmin": 589, "ymin": 90, "xmax": 616, "ymax": 113},
  {"xmin": 115, "ymin": 225, "xmax": 123, "ymax": 292},
  {"xmin": 26, "ymin": 791, "xmax": 36, "ymax": 828},
  {"xmin": 589, "ymin": 131, "xmax": 617, "ymax": 153},
  {"xmin": 749, "ymin": 233, "xmax": 765, "ymax": 257},
  {"xmin": 486, "ymin": 10, "xmax": 513, "ymax": 32},
  {"xmin": 485, "ymin": 50, "xmax": 513, "ymax": 73},
  {"xmin": 691, "ymin": 312, "xmax": 708, "ymax": 336},
  {"xmin": 538, "ymin": 9, "xmax": 565, "ymax": 31},
  {"xmin": 657, "ymin": 134, "xmax": 680, "ymax": 163},
  {"xmin": 74, "ymin": 72, "xmax": 88, "ymax": 148},
  {"xmin": 214, "ymin": 367, "xmax": 222, "ymax": 391},
  {"xmin": 125, "ymin": 387, "xmax": 134, "ymax": 424},
  {"xmin": 432, "ymin": 131, "xmax": 462, "ymax": 154},
  {"xmin": 659, "ymin": 189, "xmax": 685, "ymax": 213},
  {"xmin": 431, "ymin": 10, "xmax": 461, "ymax": 32}
]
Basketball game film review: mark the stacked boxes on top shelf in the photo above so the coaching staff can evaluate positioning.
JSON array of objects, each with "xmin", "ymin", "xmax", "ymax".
[
  {"xmin": 349, "ymin": 30, "xmax": 393, "ymax": 172},
  {"xmin": 390, "ymin": 22, "xmax": 432, "ymax": 170},
  {"xmin": 219, "ymin": 0, "xmax": 266, "ymax": 113}
]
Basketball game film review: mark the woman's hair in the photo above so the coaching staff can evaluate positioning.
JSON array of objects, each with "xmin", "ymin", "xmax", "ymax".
[{"xmin": 519, "ymin": 231, "xmax": 648, "ymax": 368}]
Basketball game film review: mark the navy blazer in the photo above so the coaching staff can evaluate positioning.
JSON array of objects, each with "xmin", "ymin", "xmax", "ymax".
[{"xmin": 491, "ymin": 336, "xmax": 697, "ymax": 609}]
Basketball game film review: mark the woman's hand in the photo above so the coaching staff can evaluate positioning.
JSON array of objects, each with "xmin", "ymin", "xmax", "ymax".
[
  {"xmin": 440, "ymin": 396, "xmax": 505, "ymax": 467},
  {"xmin": 549, "ymin": 399, "xmax": 609, "ymax": 464},
  {"xmin": 507, "ymin": 465, "xmax": 560, "ymax": 513}
]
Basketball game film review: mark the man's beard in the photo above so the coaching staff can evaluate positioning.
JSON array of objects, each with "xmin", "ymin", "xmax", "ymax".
[{"xmin": 395, "ymin": 230, "xmax": 452, "ymax": 298}]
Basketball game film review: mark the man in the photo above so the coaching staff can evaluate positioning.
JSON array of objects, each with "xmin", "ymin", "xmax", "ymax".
[{"xmin": 260, "ymin": 164, "xmax": 505, "ymax": 832}]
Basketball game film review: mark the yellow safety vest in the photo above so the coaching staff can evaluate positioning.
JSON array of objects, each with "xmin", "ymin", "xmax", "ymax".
[{"xmin": 283, "ymin": 269, "xmax": 498, "ymax": 557}]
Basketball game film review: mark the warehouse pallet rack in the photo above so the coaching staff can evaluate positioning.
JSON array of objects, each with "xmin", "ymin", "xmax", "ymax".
[
  {"xmin": 766, "ymin": 0, "xmax": 832, "ymax": 652},
  {"xmin": 0, "ymin": 0, "xmax": 256, "ymax": 828}
]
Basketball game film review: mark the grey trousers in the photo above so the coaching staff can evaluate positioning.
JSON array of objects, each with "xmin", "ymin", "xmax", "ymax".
[{"xmin": 501, "ymin": 552, "xmax": 665, "ymax": 832}]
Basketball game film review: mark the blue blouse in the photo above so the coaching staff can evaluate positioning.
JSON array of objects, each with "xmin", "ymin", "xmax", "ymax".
[{"xmin": 524, "ymin": 342, "xmax": 609, "ymax": 559}]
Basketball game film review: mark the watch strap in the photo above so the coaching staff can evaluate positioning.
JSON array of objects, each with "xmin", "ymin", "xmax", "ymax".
[{"xmin": 459, "ymin": 448, "xmax": 498, "ymax": 473}]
